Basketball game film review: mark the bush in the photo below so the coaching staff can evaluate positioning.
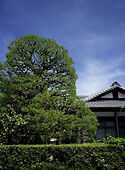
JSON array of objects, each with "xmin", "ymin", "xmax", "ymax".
[
  {"xmin": 97, "ymin": 135, "xmax": 125, "ymax": 146},
  {"xmin": 0, "ymin": 143, "xmax": 125, "ymax": 170}
]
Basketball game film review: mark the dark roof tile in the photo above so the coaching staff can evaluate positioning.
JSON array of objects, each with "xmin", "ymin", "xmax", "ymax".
[{"xmin": 86, "ymin": 100, "xmax": 125, "ymax": 108}]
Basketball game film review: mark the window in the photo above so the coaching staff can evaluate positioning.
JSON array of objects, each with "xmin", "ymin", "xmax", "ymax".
[
  {"xmin": 118, "ymin": 117, "xmax": 125, "ymax": 138},
  {"xmin": 96, "ymin": 117, "xmax": 116, "ymax": 139}
]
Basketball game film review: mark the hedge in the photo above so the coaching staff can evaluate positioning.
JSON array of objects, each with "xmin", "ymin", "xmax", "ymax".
[{"xmin": 0, "ymin": 143, "xmax": 125, "ymax": 170}]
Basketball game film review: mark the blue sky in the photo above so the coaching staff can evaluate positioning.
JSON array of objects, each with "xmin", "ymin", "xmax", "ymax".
[{"xmin": 1, "ymin": 0, "xmax": 125, "ymax": 95}]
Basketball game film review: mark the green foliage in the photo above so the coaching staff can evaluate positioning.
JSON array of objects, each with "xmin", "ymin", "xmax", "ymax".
[
  {"xmin": 1, "ymin": 34, "xmax": 78, "ymax": 111},
  {"xmin": 97, "ymin": 135, "xmax": 125, "ymax": 146},
  {"xmin": 0, "ymin": 144, "xmax": 125, "ymax": 170},
  {"xmin": 6, "ymin": 34, "xmax": 77, "ymax": 102},
  {"xmin": 0, "ymin": 105, "xmax": 28, "ymax": 144},
  {"xmin": 0, "ymin": 34, "xmax": 98, "ymax": 144}
]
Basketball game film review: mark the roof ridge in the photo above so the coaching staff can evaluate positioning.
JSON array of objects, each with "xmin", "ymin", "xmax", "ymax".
[{"xmin": 84, "ymin": 82, "xmax": 124, "ymax": 102}]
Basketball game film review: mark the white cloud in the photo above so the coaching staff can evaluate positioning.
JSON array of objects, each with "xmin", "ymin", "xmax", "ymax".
[
  {"xmin": 64, "ymin": 20, "xmax": 125, "ymax": 96},
  {"xmin": 76, "ymin": 57, "xmax": 125, "ymax": 95}
]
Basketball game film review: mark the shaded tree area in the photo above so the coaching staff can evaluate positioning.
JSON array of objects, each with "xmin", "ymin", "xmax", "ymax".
[{"xmin": 0, "ymin": 35, "xmax": 98, "ymax": 144}]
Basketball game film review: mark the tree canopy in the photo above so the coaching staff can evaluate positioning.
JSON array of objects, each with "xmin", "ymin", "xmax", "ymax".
[
  {"xmin": 0, "ymin": 34, "xmax": 98, "ymax": 144},
  {"xmin": 6, "ymin": 35, "xmax": 77, "ymax": 103}
]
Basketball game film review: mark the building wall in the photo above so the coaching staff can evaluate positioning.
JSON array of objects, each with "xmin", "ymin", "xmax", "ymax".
[
  {"xmin": 118, "ymin": 92, "xmax": 125, "ymax": 98},
  {"xmin": 95, "ymin": 111, "xmax": 125, "ymax": 139},
  {"xmin": 100, "ymin": 93, "xmax": 113, "ymax": 98}
]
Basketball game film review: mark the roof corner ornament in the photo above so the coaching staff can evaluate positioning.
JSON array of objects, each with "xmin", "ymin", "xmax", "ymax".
[{"xmin": 111, "ymin": 81, "xmax": 121, "ymax": 87}]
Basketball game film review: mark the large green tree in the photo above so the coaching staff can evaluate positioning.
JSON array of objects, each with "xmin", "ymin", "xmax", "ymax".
[
  {"xmin": 0, "ymin": 35, "xmax": 98, "ymax": 144},
  {"xmin": 6, "ymin": 35, "xmax": 77, "ymax": 107}
]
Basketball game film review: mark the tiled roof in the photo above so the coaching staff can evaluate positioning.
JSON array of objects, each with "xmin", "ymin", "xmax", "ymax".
[
  {"xmin": 83, "ymin": 82, "xmax": 125, "ymax": 102},
  {"xmin": 78, "ymin": 95, "xmax": 88, "ymax": 99},
  {"xmin": 86, "ymin": 100, "xmax": 125, "ymax": 108}
]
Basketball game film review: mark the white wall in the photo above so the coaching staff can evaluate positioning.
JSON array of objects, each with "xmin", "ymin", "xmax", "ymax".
[
  {"xmin": 100, "ymin": 93, "xmax": 113, "ymax": 98},
  {"xmin": 118, "ymin": 92, "xmax": 125, "ymax": 98}
]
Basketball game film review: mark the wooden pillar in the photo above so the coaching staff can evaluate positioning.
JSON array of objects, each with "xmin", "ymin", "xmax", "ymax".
[{"xmin": 115, "ymin": 112, "xmax": 119, "ymax": 137}]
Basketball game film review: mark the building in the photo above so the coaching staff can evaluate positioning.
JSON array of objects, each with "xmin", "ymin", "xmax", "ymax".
[{"xmin": 80, "ymin": 81, "xmax": 125, "ymax": 139}]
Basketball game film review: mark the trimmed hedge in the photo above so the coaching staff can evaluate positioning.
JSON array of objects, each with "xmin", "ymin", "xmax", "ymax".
[{"xmin": 0, "ymin": 143, "xmax": 125, "ymax": 170}]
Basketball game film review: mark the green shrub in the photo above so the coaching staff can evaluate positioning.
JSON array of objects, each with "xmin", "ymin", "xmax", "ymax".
[
  {"xmin": 0, "ymin": 143, "xmax": 125, "ymax": 170},
  {"xmin": 97, "ymin": 135, "xmax": 125, "ymax": 146}
]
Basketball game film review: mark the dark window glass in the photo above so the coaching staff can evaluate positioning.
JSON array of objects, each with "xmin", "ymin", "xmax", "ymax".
[
  {"xmin": 96, "ymin": 117, "xmax": 116, "ymax": 139},
  {"xmin": 118, "ymin": 117, "xmax": 125, "ymax": 138},
  {"xmin": 96, "ymin": 128, "xmax": 105, "ymax": 139}
]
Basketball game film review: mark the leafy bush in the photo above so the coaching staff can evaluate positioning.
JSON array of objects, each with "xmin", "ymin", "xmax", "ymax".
[
  {"xmin": 0, "ymin": 143, "xmax": 125, "ymax": 170},
  {"xmin": 97, "ymin": 135, "xmax": 125, "ymax": 146}
]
